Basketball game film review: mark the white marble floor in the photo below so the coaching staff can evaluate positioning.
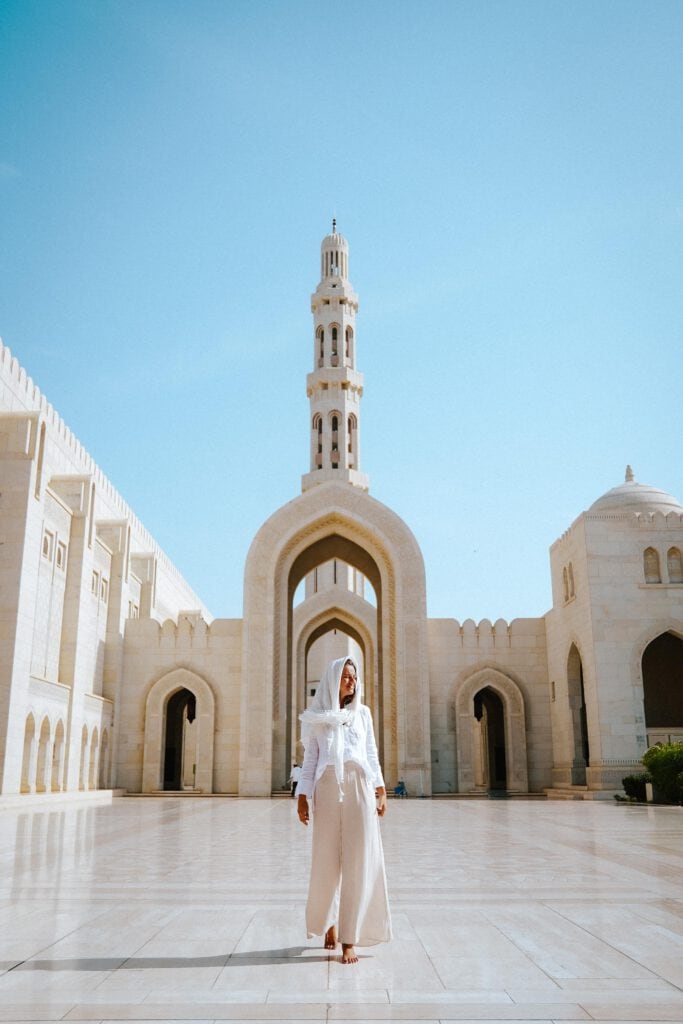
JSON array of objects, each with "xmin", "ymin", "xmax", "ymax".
[{"xmin": 1, "ymin": 796, "xmax": 682, "ymax": 1024}]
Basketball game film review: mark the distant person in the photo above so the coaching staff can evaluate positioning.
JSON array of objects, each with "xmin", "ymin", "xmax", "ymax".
[
  {"xmin": 297, "ymin": 656, "xmax": 391, "ymax": 964},
  {"xmin": 289, "ymin": 762, "xmax": 301, "ymax": 797}
]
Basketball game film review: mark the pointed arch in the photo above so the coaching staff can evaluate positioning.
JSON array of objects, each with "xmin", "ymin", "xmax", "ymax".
[
  {"xmin": 345, "ymin": 326, "xmax": 353, "ymax": 363},
  {"xmin": 329, "ymin": 411, "xmax": 341, "ymax": 467},
  {"xmin": 21, "ymin": 713, "xmax": 37, "ymax": 793},
  {"xmin": 644, "ymin": 546, "xmax": 661, "ymax": 584},
  {"xmin": 78, "ymin": 724, "xmax": 89, "ymax": 790},
  {"xmin": 330, "ymin": 323, "xmax": 340, "ymax": 364},
  {"xmin": 566, "ymin": 642, "xmax": 589, "ymax": 784},
  {"xmin": 51, "ymin": 719, "xmax": 65, "ymax": 791},
  {"xmin": 35, "ymin": 716, "xmax": 52, "ymax": 793},
  {"xmin": 667, "ymin": 547, "xmax": 683, "ymax": 584},
  {"xmin": 293, "ymin": 593, "xmax": 378, "ymax": 765},
  {"xmin": 99, "ymin": 728, "xmax": 110, "ymax": 789},
  {"xmin": 311, "ymin": 413, "xmax": 323, "ymax": 469},
  {"xmin": 638, "ymin": 622, "xmax": 683, "ymax": 745},
  {"xmin": 88, "ymin": 727, "xmax": 99, "ymax": 790},
  {"xmin": 454, "ymin": 665, "xmax": 528, "ymax": 793},
  {"xmin": 142, "ymin": 667, "xmax": 215, "ymax": 793},
  {"xmin": 241, "ymin": 482, "xmax": 430, "ymax": 795}
]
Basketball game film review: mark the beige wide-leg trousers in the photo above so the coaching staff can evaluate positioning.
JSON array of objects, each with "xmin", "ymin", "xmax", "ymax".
[{"xmin": 306, "ymin": 763, "xmax": 392, "ymax": 947}]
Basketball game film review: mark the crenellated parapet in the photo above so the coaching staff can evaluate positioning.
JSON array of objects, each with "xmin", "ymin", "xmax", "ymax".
[
  {"xmin": 428, "ymin": 616, "xmax": 546, "ymax": 649},
  {"xmin": 633, "ymin": 510, "xmax": 683, "ymax": 529},
  {"xmin": 0, "ymin": 337, "xmax": 207, "ymax": 599},
  {"xmin": 124, "ymin": 614, "xmax": 241, "ymax": 650}
]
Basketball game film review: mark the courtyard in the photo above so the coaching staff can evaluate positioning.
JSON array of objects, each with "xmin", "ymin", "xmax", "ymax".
[{"xmin": 0, "ymin": 796, "xmax": 682, "ymax": 1023}]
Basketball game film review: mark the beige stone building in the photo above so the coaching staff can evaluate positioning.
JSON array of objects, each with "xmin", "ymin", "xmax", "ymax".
[{"xmin": 1, "ymin": 227, "xmax": 682, "ymax": 801}]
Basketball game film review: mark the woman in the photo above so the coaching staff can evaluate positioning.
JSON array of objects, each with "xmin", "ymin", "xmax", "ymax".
[{"xmin": 297, "ymin": 656, "xmax": 392, "ymax": 964}]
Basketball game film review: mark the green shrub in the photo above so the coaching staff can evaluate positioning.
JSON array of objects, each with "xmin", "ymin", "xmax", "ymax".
[
  {"xmin": 621, "ymin": 773, "xmax": 651, "ymax": 802},
  {"xmin": 641, "ymin": 743, "xmax": 683, "ymax": 804}
]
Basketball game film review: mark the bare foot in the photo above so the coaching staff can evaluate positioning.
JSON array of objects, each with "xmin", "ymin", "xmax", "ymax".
[
  {"xmin": 324, "ymin": 925, "xmax": 337, "ymax": 950},
  {"xmin": 341, "ymin": 943, "xmax": 358, "ymax": 964}
]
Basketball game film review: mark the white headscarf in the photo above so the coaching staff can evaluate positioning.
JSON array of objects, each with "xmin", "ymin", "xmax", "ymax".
[{"xmin": 299, "ymin": 656, "xmax": 362, "ymax": 791}]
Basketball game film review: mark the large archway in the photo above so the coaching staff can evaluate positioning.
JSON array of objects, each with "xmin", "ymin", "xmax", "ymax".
[
  {"xmin": 455, "ymin": 666, "xmax": 529, "ymax": 794},
  {"xmin": 240, "ymin": 482, "xmax": 431, "ymax": 796},
  {"xmin": 642, "ymin": 631, "xmax": 683, "ymax": 745},
  {"xmin": 282, "ymin": 532, "xmax": 378, "ymax": 786},
  {"xmin": 142, "ymin": 668, "xmax": 215, "ymax": 793},
  {"xmin": 300, "ymin": 609, "xmax": 376, "ymax": 712}
]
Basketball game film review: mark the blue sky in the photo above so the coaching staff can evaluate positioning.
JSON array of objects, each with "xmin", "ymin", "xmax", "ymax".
[{"xmin": 1, "ymin": 0, "xmax": 681, "ymax": 621}]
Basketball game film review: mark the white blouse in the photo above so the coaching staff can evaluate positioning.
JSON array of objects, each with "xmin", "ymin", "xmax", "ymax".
[{"xmin": 298, "ymin": 704, "xmax": 385, "ymax": 799}]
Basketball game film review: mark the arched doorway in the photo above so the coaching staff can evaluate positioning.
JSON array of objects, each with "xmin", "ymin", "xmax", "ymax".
[
  {"xmin": 567, "ymin": 643, "xmax": 590, "ymax": 784},
  {"xmin": 162, "ymin": 688, "xmax": 197, "ymax": 791},
  {"xmin": 473, "ymin": 687, "xmax": 507, "ymax": 791},
  {"xmin": 642, "ymin": 631, "xmax": 683, "ymax": 745},
  {"xmin": 241, "ymin": 483, "xmax": 431, "ymax": 796},
  {"xmin": 142, "ymin": 669, "xmax": 215, "ymax": 793},
  {"xmin": 455, "ymin": 667, "xmax": 529, "ymax": 794}
]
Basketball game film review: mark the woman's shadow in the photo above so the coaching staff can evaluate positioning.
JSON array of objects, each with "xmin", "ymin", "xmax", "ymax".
[{"xmin": 7, "ymin": 946, "xmax": 333, "ymax": 972}]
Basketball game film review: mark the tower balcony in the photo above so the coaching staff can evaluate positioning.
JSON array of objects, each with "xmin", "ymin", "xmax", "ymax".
[{"xmin": 306, "ymin": 367, "xmax": 364, "ymax": 396}]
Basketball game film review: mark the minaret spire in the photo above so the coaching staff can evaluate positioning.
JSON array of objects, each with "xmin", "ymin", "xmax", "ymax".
[{"xmin": 301, "ymin": 227, "xmax": 369, "ymax": 493}]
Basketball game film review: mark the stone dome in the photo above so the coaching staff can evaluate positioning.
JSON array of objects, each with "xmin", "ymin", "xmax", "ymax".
[
  {"xmin": 589, "ymin": 466, "xmax": 683, "ymax": 514},
  {"xmin": 321, "ymin": 220, "xmax": 348, "ymax": 250}
]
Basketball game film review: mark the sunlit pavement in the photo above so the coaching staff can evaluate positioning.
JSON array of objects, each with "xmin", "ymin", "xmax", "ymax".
[{"xmin": 1, "ymin": 795, "xmax": 682, "ymax": 1023}]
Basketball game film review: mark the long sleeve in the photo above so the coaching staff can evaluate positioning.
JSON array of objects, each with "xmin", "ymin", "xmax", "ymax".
[
  {"xmin": 363, "ymin": 706, "xmax": 385, "ymax": 789},
  {"xmin": 297, "ymin": 733, "xmax": 320, "ymax": 798}
]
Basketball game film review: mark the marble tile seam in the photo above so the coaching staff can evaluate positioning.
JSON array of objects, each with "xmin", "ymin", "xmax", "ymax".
[{"xmin": 52, "ymin": 1005, "xmax": 592, "ymax": 1021}]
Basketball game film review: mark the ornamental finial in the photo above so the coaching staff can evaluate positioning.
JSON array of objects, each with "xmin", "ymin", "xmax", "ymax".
[
  {"xmin": 332, "ymin": 217, "xmax": 336, "ymax": 233},
  {"xmin": 625, "ymin": 464, "xmax": 634, "ymax": 482}
]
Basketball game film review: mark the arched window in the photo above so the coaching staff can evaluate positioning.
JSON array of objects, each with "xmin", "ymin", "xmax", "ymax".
[
  {"xmin": 331, "ymin": 413, "xmax": 339, "ymax": 467},
  {"xmin": 667, "ymin": 547, "xmax": 683, "ymax": 584},
  {"xmin": 316, "ymin": 327, "xmax": 324, "ymax": 366},
  {"xmin": 568, "ymin": 563, "xmax": 575, "ymax": 598},
  {"xmin": 644, "ymin": 547, "xmax": 661, "ymax": 584},
  {"xmin": 312, "ymin": 414, "xmax": 322, "ymax": 468},
  {"xmin": 331, "ymin": 325, "xmax": 339, "ymax": 364},
  {"xmin": 345, "ymin": 326, "xmax": 353, "ymax": 361},
  {"xmin": 562, "ymin": 567, "xmax": 569, "ymax": 603},
  {"xmin": 347, "ymin": 414, "xmax": 357, "ymax": 457}
]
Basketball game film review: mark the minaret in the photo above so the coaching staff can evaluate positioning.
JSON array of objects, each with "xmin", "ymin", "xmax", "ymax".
[{"xmin": 302, "ymin": 223, "xmax": 369, "ymax": 492}]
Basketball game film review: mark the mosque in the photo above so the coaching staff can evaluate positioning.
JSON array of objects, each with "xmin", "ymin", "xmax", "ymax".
[{"xmin": 1, "ymin": 226, "xmax": 682, "ymax": 802}]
